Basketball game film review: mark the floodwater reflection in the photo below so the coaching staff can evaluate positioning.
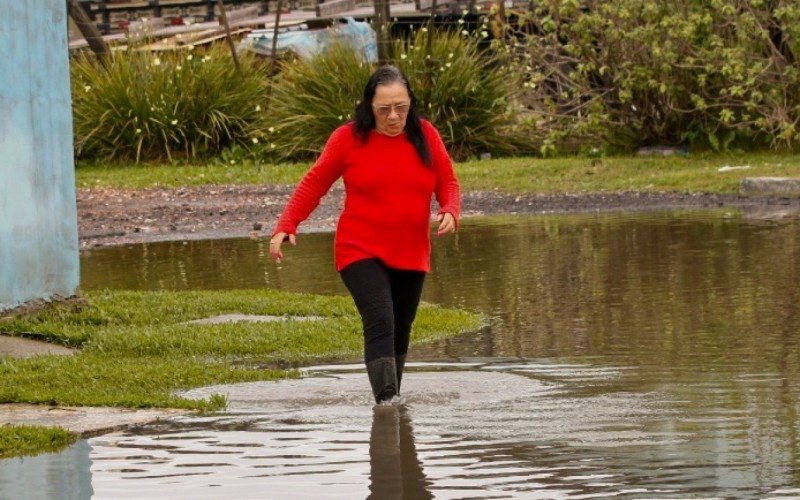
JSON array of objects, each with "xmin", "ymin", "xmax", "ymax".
[
  {"xmin": 368, "ymin": 405, "xmax": 431, "ymax": 500},
  {"xmin": 5, "ymin": 210, "xmax": 800, "ymax": 497}
]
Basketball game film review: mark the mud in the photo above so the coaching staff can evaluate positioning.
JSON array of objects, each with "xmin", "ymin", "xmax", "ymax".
[{"xmin": 77, "ymin": 185, "xmax": 798, "ymax": 248}]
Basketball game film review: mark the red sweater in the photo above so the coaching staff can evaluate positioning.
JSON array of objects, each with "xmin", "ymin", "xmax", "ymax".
[{"xmin": 273, "ymin": 120, "xmax": 461, "ymax": 272}]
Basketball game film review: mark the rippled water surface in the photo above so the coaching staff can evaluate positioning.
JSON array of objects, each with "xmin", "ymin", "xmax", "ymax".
[{"xmin": 4, "ymin": 210, "xmax": 800, "ymax": 498}]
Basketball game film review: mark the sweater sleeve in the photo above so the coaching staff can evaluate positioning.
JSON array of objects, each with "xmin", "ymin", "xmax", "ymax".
[
  {"xmin": 425, "ymin": 121, "xmax": 461, "ymax": 224},
  {"xmin": 273, "ymin": 125, "xmax": 351, "ymax": 235}
]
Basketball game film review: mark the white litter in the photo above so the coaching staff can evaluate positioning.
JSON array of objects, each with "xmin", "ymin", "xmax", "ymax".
[{"xmin": 718, "ymin": 165, "xmax": 751, "ymax": 172}]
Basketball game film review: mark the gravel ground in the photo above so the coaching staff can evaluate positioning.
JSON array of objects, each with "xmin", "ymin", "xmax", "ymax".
[{"xmin": 77, "ymin": 185, "xmax": 797, "ymax": 248}]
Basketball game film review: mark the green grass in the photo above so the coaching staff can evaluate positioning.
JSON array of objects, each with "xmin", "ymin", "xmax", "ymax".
[
  {"xmin": 456, "ymin": 154, "xmax": 800, "ymax": 194},
  {"xmin": 76, "ymin": 153, "xmax": 800, "ymax": 194},
  {"xmin": 0, "ymin": 425, "xmax": 76, "ymax": 459},
  {"xmin": 0, "ymin": 290, "xmax": 482, "ymax": 459},
  {"xmin": 75, "ymin": 160, "xmax": 311, "ymax": 189},
  {"xmin": 0, "ymin": 290, "xmax": 483, "ymax": 410}
]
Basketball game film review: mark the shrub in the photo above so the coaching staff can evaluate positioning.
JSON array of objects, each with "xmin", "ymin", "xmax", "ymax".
[
  {"xmin": 394, "ymin": 28, "xmax": 528, "ymax": 159},
  {"xmin": 71, "ymin": 45, "xmax": 270, "ymax": 162},
  {"xmin": 496, "ymin": 0, "xmax": 800, "ymax": 153},
  {"xmin": 266, "ymin": 29, "xmax": 528, "ymax": 160},
  {"xmin": 263, "ymin": 42, "xmax": 373, "ymax": 159}
]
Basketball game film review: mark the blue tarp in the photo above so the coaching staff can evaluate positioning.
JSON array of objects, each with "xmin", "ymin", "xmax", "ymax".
[{"xmin": 240, "ymin": 17, "xmax": 377, "ymax": 62}]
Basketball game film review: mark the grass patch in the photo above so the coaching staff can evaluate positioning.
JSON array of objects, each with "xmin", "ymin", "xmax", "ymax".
[
  {"xmin": 0, "ymin": 425, "xmax": 76, "ymax": 459},
  {"xmin": 76, "ymin": 153, "xmax": 800, "ymax": 194},
  {"xmin": 456, "ymin": 154, "xmax": 800, "ymax": 194},
  {"xmin": 0, "ymin": 290, "xmax": 483, "ymax": 410},
  {"xmin": 75, "ymin": 160, "xmax": 311, "ymax": 190}
]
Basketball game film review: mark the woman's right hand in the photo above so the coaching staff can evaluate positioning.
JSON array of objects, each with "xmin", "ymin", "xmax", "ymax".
[{"xmin": 269, "ymin": 232, "xmax": 296, "ymax": 263}]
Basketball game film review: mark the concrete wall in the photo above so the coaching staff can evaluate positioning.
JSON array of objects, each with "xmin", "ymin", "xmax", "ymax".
[{"xmin": 0, "ymin": 2, "xmax": 79, "ymax": 312}]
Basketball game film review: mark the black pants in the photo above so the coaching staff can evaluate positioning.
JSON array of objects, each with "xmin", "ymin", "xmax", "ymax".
[{"xmin": 340, "ymin": 259, "xmax": 426, "ymax": 363}]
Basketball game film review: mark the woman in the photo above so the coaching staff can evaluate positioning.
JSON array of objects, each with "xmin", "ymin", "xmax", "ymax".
[{"xmin": 270, "ymin": 65, "xmax": 460, "ymax": 404}]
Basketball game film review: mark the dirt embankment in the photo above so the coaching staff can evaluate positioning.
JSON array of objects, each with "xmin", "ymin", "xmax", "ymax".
[{"xmin": 77, "ymin": 185, "xmax": 798, "ymax": 248}]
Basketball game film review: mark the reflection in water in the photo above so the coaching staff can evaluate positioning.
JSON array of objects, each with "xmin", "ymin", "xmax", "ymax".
[
  {"xmin": 12, "ymin": 210, "xmax": 800, "ymax": 497},
  {"xmin": 368, "ymin": 405, "xmax": 431, "ymax": 500},
  {"xmin": 0, "ymin": 440, "xmax": 93, "ymax": 499},
  {"xmin": 7, "ymin": 364, "xmax": 800, "ymax": 497}
]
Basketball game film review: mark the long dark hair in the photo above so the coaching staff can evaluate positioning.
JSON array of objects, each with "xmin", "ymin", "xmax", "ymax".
[{"xmin": 353, "ymin": 65, "xmax": 431, "ymax": 167}]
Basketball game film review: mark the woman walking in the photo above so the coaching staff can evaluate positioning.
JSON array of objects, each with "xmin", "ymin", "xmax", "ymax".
[{"xmin": 270, "ymin": 65, "xmax": 460, "ymax": 404}]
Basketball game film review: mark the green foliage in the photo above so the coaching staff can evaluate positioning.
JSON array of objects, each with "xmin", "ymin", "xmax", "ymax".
[
  {"xmin": 454, "ymin": 153, "xmax": 800, "ymax": 194},
  {"xmin": 0, "ymin": 425, "xmax": 76, "ymax": 459},
  {"xmin": 75, "ymin": 152, "xmax": 800, "ymax": 194},
  {"xmin": 0, "ymin": 290, "xmax": 483, "ymax": 410},
  {"xmin": 394, "ymin": 28, "xmax": 527, "ymax": 159},
  {"xmin": 265, "ymin": 43, "xmax": 372, "ymax": 159},
  {"xmin": 71, "ymin": 46, "xmax": 270, "ymax": 162},
  {"xmin": 265, "ymin": 30, "xmax": 527, "ymax": 160},
  {"xmin": 75, "ymin": 158, "xmax": 311, "ymax": 188},
  {"xmin": 496, "ymin": 0, "xmax": 800, "ymax": 152}
]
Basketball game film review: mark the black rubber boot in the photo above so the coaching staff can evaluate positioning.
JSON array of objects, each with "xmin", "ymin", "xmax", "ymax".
[
  {"xmin": 395, "ymin": 354, "xmax": 407, "ymax": 393},
  {"xmin": 366, "ymin": 356, "xmax": 398, "ymax": 404}
]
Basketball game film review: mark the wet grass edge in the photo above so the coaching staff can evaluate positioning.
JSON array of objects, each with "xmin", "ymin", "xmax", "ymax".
[
  {"xmin": 0, "ymin": 289, "xmax": 485, "ymax": 459},
  {"xmin": 0, "ymin": 425, "xmax": 77, "ymax": 460}
]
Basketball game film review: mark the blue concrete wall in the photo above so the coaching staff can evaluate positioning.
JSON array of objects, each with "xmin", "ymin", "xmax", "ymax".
[{"xmin": 0, "ymin": 2, "xmax": 79, "ymax": 311}]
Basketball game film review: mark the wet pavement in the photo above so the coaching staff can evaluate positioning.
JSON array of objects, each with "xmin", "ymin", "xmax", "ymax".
[
  {"xmin": 0, "ymin": 404, "xmax": 186, "ymax": 437},
  {"xmin": 0, "ymin": 335, "xmax": 74, "ymax": 358}
]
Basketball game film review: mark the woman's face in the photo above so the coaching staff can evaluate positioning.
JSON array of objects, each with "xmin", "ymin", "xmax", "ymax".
[{"xmin": 372, "ymin": 82, "xmax": 411, "ymax": 137}]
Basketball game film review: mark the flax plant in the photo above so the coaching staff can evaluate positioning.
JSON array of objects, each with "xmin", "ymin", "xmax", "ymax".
[
  {"xmin": 71, "ymin": 45, "xmax": 270, "ymax": 163},
  {"xmin": 265, "ymin": 43, "xmax": 373, "ymax": 159},
  {"xmin": 265, "ymin": 30, "xmax": 529, "ymax": 161},
  {"xmin": 393, "ymin": 28, "xmax": 527, "ymax": 160}
]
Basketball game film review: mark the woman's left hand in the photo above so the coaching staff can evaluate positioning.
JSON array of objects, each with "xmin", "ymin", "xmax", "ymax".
[{"xmin": 437, "ymin": 212, "xmax": 457, "ymax": 236}]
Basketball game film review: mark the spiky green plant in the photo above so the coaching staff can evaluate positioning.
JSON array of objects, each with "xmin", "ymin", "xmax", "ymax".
[
  {"xmin": 71, "ymin": 45, "xmax": 270, "ymax": 162},
  {"xmin": 265, "ymin": 29, "xmax": 528, "ymax": 161},
  {"xmin": 394, "ymin": 28, "xmax": 526, "ymax": 160},
  {"xmin": 265, "ymin": 42, "xmax": 373, "ymax": 159}
]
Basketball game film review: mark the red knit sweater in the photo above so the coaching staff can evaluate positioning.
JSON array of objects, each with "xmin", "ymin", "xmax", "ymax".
[{"xmin": 273, "ymin": 120, "xmax": 461, "ymax": 272}]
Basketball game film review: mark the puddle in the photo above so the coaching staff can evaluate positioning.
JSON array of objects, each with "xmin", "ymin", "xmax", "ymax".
[
  {"xmin": 85, "ymin": 363, "xmax": 685, "ymax": 498},
  {"xmin": 5, "ymin": 211, "xmax": 800, "ymax": 497}
]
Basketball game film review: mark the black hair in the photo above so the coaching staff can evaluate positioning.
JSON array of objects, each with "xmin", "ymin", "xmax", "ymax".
[{"xmin": 353, "ymin": 65, "xmax": 431, "ymax": 167}]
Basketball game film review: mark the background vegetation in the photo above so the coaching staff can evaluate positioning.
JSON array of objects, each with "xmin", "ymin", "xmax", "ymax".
[
  {"xmin": 75, "ymin": 153, "xmax": 800, "ymax": 193},
  {"xmin": 498, "ymin": 0, "xmax": 800, "ymax": 153},
  {"xmin": 70, "ymin": 2, "xmax": 800, "ymax": 163},
  {"xmin": 71, "ymin": 45, "xmax": 270, "ymax": 162}
]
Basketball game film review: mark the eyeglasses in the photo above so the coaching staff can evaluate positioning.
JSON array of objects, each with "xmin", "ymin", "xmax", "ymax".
[{"xmin": 372, "ymin": 102, "xmax": 411, "ymax": 117}]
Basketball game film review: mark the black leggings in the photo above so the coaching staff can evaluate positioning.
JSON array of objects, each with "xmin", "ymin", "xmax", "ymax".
[{"xmin": 340, "ymin": 259, "xmax": 426, "ymax": 363}]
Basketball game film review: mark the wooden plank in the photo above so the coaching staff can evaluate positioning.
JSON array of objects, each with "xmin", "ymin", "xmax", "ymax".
[
  {"xmin": 316, "ymin": 0, "xmax": 356, "ymax": 17},
  {"xmin": 101, "ymin": 1, "xmax": 149, "ymax": 10},
  {"xmin": 415, "ymin": 0, "xmax": 455, "ymax": 10},
  {"xmin": 138, "ymin": 27, "xmax": 250, "ymax": 50},
  {"xmin": 175, "ymin": 28, "xmax": 220, "ymax": 43},
  {"xmin": 221, "ymin": 5, "xmax": 261, "ymax": 24},
  {"xmin": 158, "ymin": 0, "xmax": 213, "ymax": 5},
  {"xmin": 127, "ymin": 16, "xmax": 167, "ymax": 34},
  {"xmin": 189, "ymin": 27, "xmax": 251, "ymax": 45}
]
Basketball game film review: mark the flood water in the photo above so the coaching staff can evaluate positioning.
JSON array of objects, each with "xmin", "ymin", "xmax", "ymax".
[{"xmin": 4, "ymin": 210, "xmax": 800, "ymax": 498}]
